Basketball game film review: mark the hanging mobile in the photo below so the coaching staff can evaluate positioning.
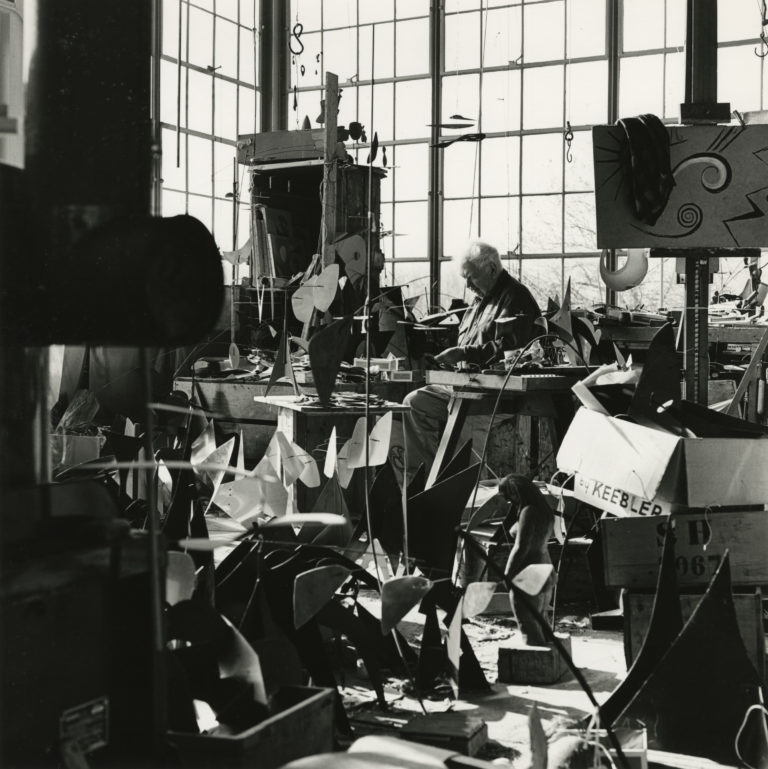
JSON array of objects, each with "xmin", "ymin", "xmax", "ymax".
[
  {"xmin": 289, "ymin": 21, "xmax": 304, "ymax": 56},
  {"xmin": 564, "ymin": 121, "xmax": 574, "ymax": 163}
]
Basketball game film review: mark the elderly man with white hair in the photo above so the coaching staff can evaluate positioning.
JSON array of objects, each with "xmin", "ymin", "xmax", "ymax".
[{"xmin": 403, "ymin": 239, "xmax": 541, "ymax": 478}]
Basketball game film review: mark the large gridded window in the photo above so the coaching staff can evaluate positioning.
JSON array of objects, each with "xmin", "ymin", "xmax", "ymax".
[
  {"xmin": 288, "ymin": 0, "xmax": 766, "ymax": 313},
  {"xmin": 289, "ymin": 0, "xmax": 433, "ymax": 297},
  {"xmin": 160, "ymin": 0, "xmax": 259, "ymax": 279}
]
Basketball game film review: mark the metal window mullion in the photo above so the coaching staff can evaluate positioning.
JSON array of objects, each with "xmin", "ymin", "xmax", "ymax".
[
  {"xmin": 561, "ymin": 0, "xmax": 567, "ymax": 298},
  {"xmin": 211, "ymin": 1, "xmax": 217, "ymax": 230},
  {"xmin": 428, "ymin": 0, "xmax": 443, "ymax": 311},
  {"xmin": 516, "ymin": 1, "xmax": 524, "ymax": 279},
  {"xmin": 185, "ymin": 0, "xmax": 191, "ymax": 213}
]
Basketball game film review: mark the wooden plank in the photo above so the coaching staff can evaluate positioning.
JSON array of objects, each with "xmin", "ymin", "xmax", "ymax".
[
  {"xmin": 602, "ymin": 511, "xmax": 768, "ymax": 589},
  {"xmin": 624, "ymin": 590, "xmax": 764, "ymax": 677}
]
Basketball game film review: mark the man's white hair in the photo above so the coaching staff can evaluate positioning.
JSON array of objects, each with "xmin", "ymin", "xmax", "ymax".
[{"xmin": 458, "ymin": 239, "xmax": 502, "ymax": 272}]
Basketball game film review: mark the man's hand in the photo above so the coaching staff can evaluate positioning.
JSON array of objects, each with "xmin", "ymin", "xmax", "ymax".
[{"xmin": 434, "ymin": 346, "xmax": 466, "ymax": 365}]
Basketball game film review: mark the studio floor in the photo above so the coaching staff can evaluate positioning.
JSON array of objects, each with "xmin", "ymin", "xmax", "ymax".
[{"xmin": 340, "ymin": 601, "xmax": 746, "ymax": 769}]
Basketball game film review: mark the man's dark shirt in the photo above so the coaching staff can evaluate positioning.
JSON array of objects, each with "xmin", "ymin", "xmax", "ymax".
[{"xmin": 457, "ymin": 269, "xmax": 540, "ymax": 365}]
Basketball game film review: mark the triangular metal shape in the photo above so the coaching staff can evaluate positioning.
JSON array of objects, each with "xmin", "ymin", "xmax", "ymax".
[{"xmin": 618, "ymin": 553, "xmax": 767, "ymax": 764}]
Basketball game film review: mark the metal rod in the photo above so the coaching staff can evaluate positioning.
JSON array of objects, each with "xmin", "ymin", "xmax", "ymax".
[
  {"xmin": 140, "ymin": 347, "xmax": 166, "ymax": 748},
  {"xmin": 427, "ymin": 0, "xmax": 442, "ymax": 311}
]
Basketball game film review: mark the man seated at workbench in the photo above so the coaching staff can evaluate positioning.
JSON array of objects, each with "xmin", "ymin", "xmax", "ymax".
[{"xmin": 403, "ymin": 239, "xmax": 541, "ymax": 478}]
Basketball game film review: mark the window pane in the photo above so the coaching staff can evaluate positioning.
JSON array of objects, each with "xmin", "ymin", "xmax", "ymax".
[
  {"xmin": 666, "ymin": 0, "xmax": 687, "ymax": 48},
  {"xmin": 291, "ymin": 32, "xmax": 322, "ymax": 88},
  {"xmin": 292, "ymin": 0, "xmax": 321, "ymax": 32},
  {"xmin": 358, "ymin": 0, "xmax": 394, "ymax": 24},
  {"xmin": 323, "ymin": 0, "xmax": 357, "ymax": 28},
  {"xmin": 443, "ymin": 142, "xmax": 480, "ymax": 199},
  {"xmin": 718, "ymin": 0, "xmax": 758, "ymax": 42},
  {"xmin": 445, "ymin": 0, "xmax": 480, "ymax": 10},
  {"xmin": 239, "ymin": 27, "xmax": 256, "ymax": 84},
  {"xmin": 161, "ymin": 127, "xmax": 186, "ymax": 191},
  {"xmin": 323, "ymin": 27, "xmax": 358, "ymax": 82},
  {"xmin": 480, "ymin": 196, "xmax": 521, "ymax": 258},
  {"xmin": 213, "ymin": 141, "xmax": 237, "ymax": 199},
  {"xmin": 358, "ymin": 82, "xmax": 394, "ymax": 141},
  {"xmin": 444, "ymin": 199, "xmax": 480, "ymax": 258},
  {"xmin": 337, "ymin": 83, "xmax": 359, "ymax": 129},
  {"xmin": 445, "ymin": 11, "xmax": 481, "ymax": 71},
  {"xmin": 395, "ymin": 201, "xmax": 428, "ymax": 259},
  {"xmin": 564, "ymin": 193, "xmax": 597, "ymax": 252},
  {"xmin": 397, "ymin": 0, "xmax": 429, "ymax": 18},
  {"xmin": 523, "ymin": 65, "xmax": 564, "ymax": 129},
  {"xmin": 524, "ymin": 1, "xmax": 564, "ymax": 63},
  {"xmin": 393, "ymin": 143, "xmax": 429, "ymax": 202},
  {"xmin": 395, "ymin": 19, "xmax": 429, "ymax": 77},
  {"xmin": 187, "ymin": 193, "xmax": 213, "ymax": 231},
  {"xmin": 215, "ymin": 19, "xmax": 239, "ymax": 79},
  {"xmin": 566, "ymin": 257, "xmax": 603, "ymax": 307},
  {"xmin": 481, "ymin": 136, "xmax": 520, "ymax": 196},
  {"xmin": 664, "ymin": 51, "xmax": 685, "ymax": 120},
  {"xmin": 520, "ymin": 257, "xmax": 563, "ymax": 306},
  {"xmin": 359, "ymin": 22, "xmax": 395, "ymax": 79},
  {"xmin": 522, "ymin": 195, "xmax": 562, "ymax": 253},
  {"xmin": 442, "ymin": 74, "xmax": 480, "ymax": 127},
  {"xmin": 214, "ymin": 197, "xmax": 236, "ymax": 250},
  {"xmin": 390, "ymin": 264, "xmax": 431, "ymax": 301},
  {"xmin": 188, "ymin": 135, "xmax": 213, "ymax": 195},
  {"xmin": 719, "ymin": 45, "xmax": 763, "ymax": 113},
  {"xmin": 394, "ymin": 79, "xmax": 430, "ymax": 139},
  {"xmin": 481, "ymin": 69, "xmax": 521, "ymax": 133},
  {"xmin": 214, "ymin": 79, "xmax": 238, "ymax": 139},
  {"xmin": 239, "ymin": 0, "xmax": 256, "ymax": 29},
  {"xmin": 441, "ymin": 257, "xmax": 466, "ymax": 306},
  {"xmin": 566, "ymin": 60, "xmax": 608, "ymax": 126},
  {"xmin": 162, "ymin": 188, "xmax": 187, "ymax": 217},
  {"xmin": 163, "ymin": 0, "xmax": 181, "ymax": 59},
  {"xmin": 619, "ymin": 55, "xmax": 663, "ymax": 116},
  {"xmin": 160, "ymin": 59, "xmax": 180, "ymax": 125},
  {"xmin": 238, "ymin": 86, "xmax": 256, "ymax": 134},
  {"xmin": 567, "ymin": 0, "xmax": 605, "ymax": 58},
  {"xmin": 484, "ymin": 6, "xmax": 522, "ymax": 68},
  {"xmin": 564, "ymin": 129, "xmax": 594, "ymax": 192},
  {"xmin": 522, "ymin": 134, "xmax": 563, "ymax": 194},
  {"xmin": 622, "ymin": 0, "xmax": 664, "ymax": 52},
  {"xmin": 188, "ymin": 6, "xmax": 213, "ymax": 68},
  {"xmin": 187, "ymin": 69, "xmax": 213, "ymax": 133}
]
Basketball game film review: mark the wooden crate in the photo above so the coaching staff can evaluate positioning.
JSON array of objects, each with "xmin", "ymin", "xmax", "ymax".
[
  {"xmin": 601, "ymin": 510, "xmax": 768, "ymax": 589},
  {"xmin": 624, "ymin": 591, "xmax": 765, "ymax": 676},
  {"xmin": 167, "ymin": 686, "xmax": 334, "ymax": 769}
]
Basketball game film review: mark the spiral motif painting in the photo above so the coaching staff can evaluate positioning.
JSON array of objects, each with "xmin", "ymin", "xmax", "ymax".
[{"xmin": 593, "ymin": 124, "xmax": 768, "ymax": 248}]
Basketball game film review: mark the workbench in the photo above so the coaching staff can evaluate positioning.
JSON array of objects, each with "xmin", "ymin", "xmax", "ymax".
[
  {"xmin": 253, "ymin": 395, "xmax": 410, "ymax": 511},
  {"xmin": 599, "ymin": 323, "xmax": 768, "ymax": 422},
  {"xmin": 173, "ymin": 376, "xmax": 415, "ymax": 465},
  {"xmin": 423, "ymin": 369, "xmax": 581, "ymax": 487}
]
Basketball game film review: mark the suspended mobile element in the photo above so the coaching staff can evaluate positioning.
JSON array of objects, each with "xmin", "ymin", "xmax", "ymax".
[{"xmin": 599, "ymin": 249, "xmax": 649, "ymax": 292}]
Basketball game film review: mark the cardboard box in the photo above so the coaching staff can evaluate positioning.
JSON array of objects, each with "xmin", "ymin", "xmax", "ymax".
[
  {"xmin": 601, "ymin": 510, "xmax": 768, "ymax": 589},
  {"xmin": 167, "ymin": 686, "xmax": 334, "ymax": 769},
  {"xmin": 557, "ymin": 408, "xmax": 768, "ymax": 514}
]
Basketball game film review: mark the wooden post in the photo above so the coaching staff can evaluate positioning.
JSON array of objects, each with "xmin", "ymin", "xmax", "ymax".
[{"xmin": 321, "ymin": 72, "xmax": 339, "ymax": 268}]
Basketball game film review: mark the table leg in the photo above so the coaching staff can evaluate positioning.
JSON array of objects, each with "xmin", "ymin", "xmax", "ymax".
[{"xmin": 425, "ymin": 395, "xmax": 472, "ymax": 489}]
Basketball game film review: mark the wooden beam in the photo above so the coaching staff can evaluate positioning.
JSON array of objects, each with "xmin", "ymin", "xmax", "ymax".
[{"xmin": 321, "ymin": 72, "xmax": 339, "ymax": 268}]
